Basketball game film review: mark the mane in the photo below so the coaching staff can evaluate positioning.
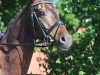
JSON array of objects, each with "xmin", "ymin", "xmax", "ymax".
[{"xmin": 1, "ymin": 1, "xmax": 34, "ymax": 44}]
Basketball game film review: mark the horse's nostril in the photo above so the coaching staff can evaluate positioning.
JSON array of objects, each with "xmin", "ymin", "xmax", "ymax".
[
  {"xmin": 61, "ymin": 36, "xmax": 65, "ymax": 41},
  {"xmin": 60, "ymin": 35, "xmax": 65, "ymax": 42}
]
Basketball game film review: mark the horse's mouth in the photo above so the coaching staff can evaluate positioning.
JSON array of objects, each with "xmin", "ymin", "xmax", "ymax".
[
  {"xmin": 57, "ymin": 45, "xmax": 69, "ymax": 51},
  {"xmin": 49, "ymin": 40, "xmax": 72, "ymax": 52}
]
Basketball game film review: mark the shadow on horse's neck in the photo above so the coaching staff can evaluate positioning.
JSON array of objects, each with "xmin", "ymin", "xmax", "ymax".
[
  {"xmin": 1, "ymin": 1, "xmax": 34, "ymax": 45},
  {"xmin": 0, "ymin": 1, "xmax": 34, "ymax": 75}
]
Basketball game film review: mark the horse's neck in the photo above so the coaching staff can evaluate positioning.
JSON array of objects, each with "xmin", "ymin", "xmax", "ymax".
[
  {"xmin": 0, "ymin": 3, "xmax": 34, "ymax": 75},
  {"xmin": 1, "ymin": 4, "xmax": 33, "ymax": 44}
]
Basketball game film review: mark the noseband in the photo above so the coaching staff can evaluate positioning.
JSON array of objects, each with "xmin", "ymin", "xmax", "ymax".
[{"xmin": 31, "ymin": 1, "xmax": 64, "ymax": 45}]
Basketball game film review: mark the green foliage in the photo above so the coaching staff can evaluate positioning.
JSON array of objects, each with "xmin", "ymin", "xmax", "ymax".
[
  {"xmin": 46, "ymin": 0, "xmax": 100, "ymax": 75},
  {"xmin": 0, "ymin": 0, "xmax": 100, "ymax": 75},
  {"xmin": 0, "ymin": 0, "xmax": 29, "ymax": 27},
  {"xmin": 0, "ymin": 21, "xmax": 5, "ymax": 32}
]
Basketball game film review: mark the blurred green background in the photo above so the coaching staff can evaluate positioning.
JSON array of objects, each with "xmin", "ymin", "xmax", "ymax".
[{"xmin": 0, "ymin": 0, "xmax": 100, "ymax": 75}]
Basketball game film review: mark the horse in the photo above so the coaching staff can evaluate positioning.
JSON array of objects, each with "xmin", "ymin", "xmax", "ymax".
[{"xmin": 0, "ymin": 0, "xmax": 72, "ymax": 75}]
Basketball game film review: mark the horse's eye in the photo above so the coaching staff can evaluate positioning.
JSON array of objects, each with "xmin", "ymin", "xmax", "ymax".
[
  {"xmin": 36, "ymin": 11, "xmax": 45, "ymax": 17},
  {"xmin": 40, "ymin": 11, "xmax": 45, "ymax": 16}
]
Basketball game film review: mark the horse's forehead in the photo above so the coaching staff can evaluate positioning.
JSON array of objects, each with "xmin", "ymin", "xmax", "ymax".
[
  {"xmin": 35, "ymin": 2, "xmax": 54, "ymax": 12},
  {"xmin": 41, "ymin": 4, "xmax": 58, "ymax": 19}
]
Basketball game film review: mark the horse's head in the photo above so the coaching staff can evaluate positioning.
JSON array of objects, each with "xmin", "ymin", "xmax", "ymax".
[{"xmin": 32, "ymin": 0, "xmax": 72, "ymax": 50}]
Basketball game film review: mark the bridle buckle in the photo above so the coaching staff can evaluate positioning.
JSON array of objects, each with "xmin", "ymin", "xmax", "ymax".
[{"xmin": 44, "ymin": 36, "xmax": 51, "ymax": 45}]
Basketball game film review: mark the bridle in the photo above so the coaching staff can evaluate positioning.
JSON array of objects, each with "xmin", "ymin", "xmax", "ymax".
[
  {"xmin": 0, "ymin": 1, "xmax": 64, "ymax": 47},
  {"xmin": 31, "ymin": 1, "xmax": 64, "ymax": 45}
]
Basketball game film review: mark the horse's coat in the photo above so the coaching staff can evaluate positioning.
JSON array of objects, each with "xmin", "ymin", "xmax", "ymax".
[{"xmin": 0, "ymin": 0, "xmax": 72, "ymax": 75}]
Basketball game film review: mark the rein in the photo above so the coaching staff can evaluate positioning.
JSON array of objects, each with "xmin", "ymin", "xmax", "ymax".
[{"xmin": 0, "ymin": 43, "xmax": 49, "ymax": 47}]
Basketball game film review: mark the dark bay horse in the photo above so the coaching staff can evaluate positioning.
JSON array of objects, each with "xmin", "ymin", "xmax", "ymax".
[{"xmin": 0, "ymin": 0, "xmax": 72, "ymax": 75}]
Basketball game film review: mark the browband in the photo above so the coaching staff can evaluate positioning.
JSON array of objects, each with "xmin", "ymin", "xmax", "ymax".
[{"xmin": 33, "ymin": 1, "xmax": 53, "ymax": 6}]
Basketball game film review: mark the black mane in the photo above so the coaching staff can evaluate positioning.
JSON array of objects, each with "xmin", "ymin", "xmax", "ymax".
[{"xmin": 1, "ymin": 1, "xmax": 34, "ymax": 44}]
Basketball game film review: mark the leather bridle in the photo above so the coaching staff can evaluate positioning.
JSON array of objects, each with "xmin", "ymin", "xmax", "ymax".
[
  {"xmin": 31, "ymin": 1, "xmax": 64, "ymax": 44},
  {"xmin": 0, "ymin": 1, "xmax": 64, "ymax": 47}
]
